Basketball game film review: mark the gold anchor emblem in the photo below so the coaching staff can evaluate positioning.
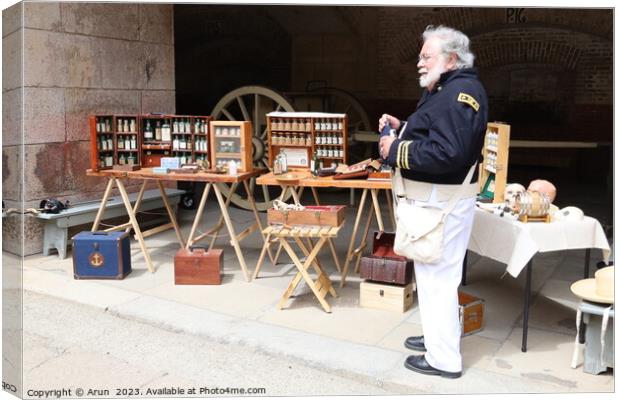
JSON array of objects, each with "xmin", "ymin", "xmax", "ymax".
[{"xmin": 89, "ymin": 252, "xmax": 104, "ymax": 268}]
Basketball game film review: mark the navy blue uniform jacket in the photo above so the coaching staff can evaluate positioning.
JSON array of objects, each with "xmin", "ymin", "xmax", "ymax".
[{"xmin": 384, "ymin": 68, "xmax": 488, "ymax": 184}]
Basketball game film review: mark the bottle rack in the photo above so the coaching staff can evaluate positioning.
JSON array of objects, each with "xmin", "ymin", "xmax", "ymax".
[
  {"xmin": 478, "ymin": 122, "xmax": 510, "ymax": 203},
  {"xmin": 89, "ymin": 115, "xmax": 116, "ymax": 170},
  {"xmin": 114, "ymin": 115, "xmax": 140, "ymax": 167},
  {"xmin": 266, "ymin": 112, "xmax": 348, "ymax": 169},
  {"xmin": 89, "ymin": 114, "xmax": 211, "ymax": 171},
  {"xmin": 191, "ymin": 116, "xmax": 210, "ymax": 164},
  {"xmin": 209, "ymin": 121, "xmax": 253, "ymax": 172}
]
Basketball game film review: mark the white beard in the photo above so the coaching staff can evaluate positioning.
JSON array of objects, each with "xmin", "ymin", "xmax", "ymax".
[{"xmin": 419, "ymin": 64, "xmax": 446, "ymax": 89}]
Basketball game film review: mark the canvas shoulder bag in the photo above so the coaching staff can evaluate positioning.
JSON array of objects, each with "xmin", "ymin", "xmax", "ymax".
[{"xmin": 392, "ymin": 164, "xmax": 476, "ymax": 264}]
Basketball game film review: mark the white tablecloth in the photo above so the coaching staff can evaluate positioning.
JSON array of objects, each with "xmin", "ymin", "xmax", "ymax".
[{"xmin": 468, "ymin": 209, "xmax": 610, "ymax": 277}]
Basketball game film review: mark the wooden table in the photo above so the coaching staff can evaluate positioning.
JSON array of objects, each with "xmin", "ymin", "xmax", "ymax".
[
  {"xmin": 87, "ymin": 168, "xmax": 268, "ymax": 281},
  {"xmin": 256, "ymin": 171, "xmax": 394, "ymax": 287}
]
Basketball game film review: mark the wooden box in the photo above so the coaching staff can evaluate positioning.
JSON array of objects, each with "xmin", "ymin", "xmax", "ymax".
[
  {"xmin": 359, "ymin": 281, "xmax": 415, "ymax": 312},
  {"xmin": 174, "ymin": 248, "xmax": 223, "ymax": 285},
  {"xmin": 478, "ymin": 122, "xmax": 510, "ymax": 203},
  {"xmin": 267, "ymin": 205, "xmax": 345, "ymax": 227},
  {"xmin": 209, "ymin": 121, "xmax": 253, "ymax": 172},
  {"xmin": 360, "ymin": 231, "xmax": 413, "ymax": 285},
  {"xmin": 459, "ymin": 291, "xmax": 484, "ymax": 336},
  {"xmin": 72, "ymin": 231, "xmax": 131, "ymax": 279}
]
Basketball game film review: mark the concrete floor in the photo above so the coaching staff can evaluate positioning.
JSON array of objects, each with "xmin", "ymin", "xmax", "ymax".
[{"xmin": 8, "ymin": 191, "xmax": 615, "ymax": 395}]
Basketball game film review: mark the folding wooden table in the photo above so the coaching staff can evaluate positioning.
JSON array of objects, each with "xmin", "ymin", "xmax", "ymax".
[
  {"xmin": 87, "ymin": 168, "xmax": 268, "ymax": 281},
  {"xmin": 256, "ymin": 171, "xmax": 394, "ymax": 287}
]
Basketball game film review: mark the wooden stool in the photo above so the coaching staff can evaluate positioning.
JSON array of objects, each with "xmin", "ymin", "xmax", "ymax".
[{"xmin": 256, "ymin": 225, "xmax": 340, "ymax": 312}]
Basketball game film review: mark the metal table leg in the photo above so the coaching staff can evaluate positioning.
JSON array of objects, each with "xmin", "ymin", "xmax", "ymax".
[
  {"xmin": 521, "ymin": 259, "xmax": 533, "ymax": 352},
  {"xmin": 579, "ymin": 248, "xmax": 592, "ymax": 344}
]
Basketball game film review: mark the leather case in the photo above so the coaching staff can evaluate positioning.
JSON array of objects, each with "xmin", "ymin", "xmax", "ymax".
[{"xmin": 359, "ymin": 231, "xmax": 413, "ymax": 285}]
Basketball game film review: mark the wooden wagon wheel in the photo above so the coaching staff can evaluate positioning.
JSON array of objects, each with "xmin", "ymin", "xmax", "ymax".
[{"xmin": 210, "ymin": 85, "xmax": 296, "ymax": 211}]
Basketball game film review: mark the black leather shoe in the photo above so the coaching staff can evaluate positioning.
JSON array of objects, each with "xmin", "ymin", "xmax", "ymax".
[
  {"xmin": 404, "ymin": 355, "xmax": 462, "ymax": 379},
  {"xmin": 404, "ymin": 335, "xmax": 426, "ymax": 351}
]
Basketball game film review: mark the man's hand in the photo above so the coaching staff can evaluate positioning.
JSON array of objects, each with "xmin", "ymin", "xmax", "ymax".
[
  {"xmin": 378, "ymin": 113, "xmax": 400, "ymax": 132},
  {"xmin": 379, "ymin": 135, "xmax": 396, "ymax": 160}
]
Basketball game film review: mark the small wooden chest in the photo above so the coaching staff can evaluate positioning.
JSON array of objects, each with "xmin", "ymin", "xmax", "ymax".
[
  {"xmin": 72, "ymin": 231, "xmax": 131, "ymax": 279},
  {"xmin": 459, "ymin": 291, "xmax": 484, "ymax": 336},
  {"xmin": 267, "ymin": 205, "xmax": 345, "ymax": 227},
  {"xmin": 360, "ymin": 231, "xmax": 413, "ymax": 285},
  {"xmin": 360, "ymin": 281, "xmax": 415, "ymax": 312},
  {"xmin": 174, "ymin": 247, "xmax": 223, "ymax": 285}
]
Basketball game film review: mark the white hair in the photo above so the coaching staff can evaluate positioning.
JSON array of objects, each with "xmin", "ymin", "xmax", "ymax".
[{"xmin": 422, "ymin": 25, "xmax": 475, "ymax": 69}]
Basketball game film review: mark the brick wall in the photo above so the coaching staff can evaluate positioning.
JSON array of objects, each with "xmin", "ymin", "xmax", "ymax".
[{"xmin": 2, "ymin": 3, "xmax": 175, "ymax": 255}]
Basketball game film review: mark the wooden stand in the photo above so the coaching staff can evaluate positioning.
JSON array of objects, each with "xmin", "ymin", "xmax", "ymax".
[{"xmin": 518, "ymin": 214, "xmax": 552, "ymax": 223}]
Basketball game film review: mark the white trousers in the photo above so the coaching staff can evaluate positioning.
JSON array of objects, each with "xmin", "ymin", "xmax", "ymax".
[{"xmin": 408, "ymin": 192, "xmax": 476, "ymax": 373}]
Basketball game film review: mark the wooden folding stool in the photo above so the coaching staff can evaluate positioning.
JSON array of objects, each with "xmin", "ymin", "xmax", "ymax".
[{"xmin": 259, "ymin": 225, "xmax": 340, "ymax": 312}]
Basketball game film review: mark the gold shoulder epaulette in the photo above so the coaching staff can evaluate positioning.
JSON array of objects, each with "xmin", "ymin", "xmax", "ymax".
[{"xmin": 457, "ymin": 93, "xmax": 480, "ymax": 112}]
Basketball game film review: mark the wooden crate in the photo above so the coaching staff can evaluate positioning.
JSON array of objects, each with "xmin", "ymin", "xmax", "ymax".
[
  {"xmin": 478, "ymin": 122, "xmax": 510, "ymax": 203},
  {"xmin": 360, "ymin": 281, "xmax": 415, "ymax": 312},
  {"xmin": 459, "ymin": 291, "xmax": 484, "ymax": 336},
  {"xmin": 267, "ymin": 205, "xmax": 345, "ymax": 227}
]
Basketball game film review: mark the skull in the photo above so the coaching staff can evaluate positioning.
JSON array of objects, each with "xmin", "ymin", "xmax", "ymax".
[
  {"xmin": 528, "ymin": 179, "xmax": 557, "ymax": 203},
  {"xmin": 504, "ymin": 183, "xmax": 526, "ymax": 208}
]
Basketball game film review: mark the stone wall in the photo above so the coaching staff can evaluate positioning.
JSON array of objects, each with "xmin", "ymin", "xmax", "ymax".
[{"xmin": 2, "ymin": 2, "xmax": 176, "ymax": 255}]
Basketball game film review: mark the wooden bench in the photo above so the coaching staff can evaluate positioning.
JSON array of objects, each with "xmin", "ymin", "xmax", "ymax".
[{"xmin": 35, "ymin": 188, "xmax": 185, "ymax": 259}]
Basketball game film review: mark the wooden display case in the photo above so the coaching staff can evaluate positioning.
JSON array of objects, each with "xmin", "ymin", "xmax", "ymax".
[
  {"xmin": 478, "ymin": 122, "xmax": 510, "ymax": 203},
  {"xmin": 89, "ymin": 114, "xmax": 211, "ymax": 171},
  {"xmin": 266, "ymin": 112, "xmax": 348, "ymax": 170},
  {"xmin": 209, "ymin": 121, "xmax": 253, "ymax": 172}
]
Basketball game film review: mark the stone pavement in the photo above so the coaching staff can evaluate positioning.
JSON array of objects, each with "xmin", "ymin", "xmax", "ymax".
[{"xmin": 8, "ymin": 196, "xmax": 615, "ymax": 395}]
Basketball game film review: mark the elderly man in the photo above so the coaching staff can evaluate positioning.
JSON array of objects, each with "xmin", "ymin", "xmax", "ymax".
[{"xmin": 379, "ymin": 25, "xmax": 488, "ymax": 378}]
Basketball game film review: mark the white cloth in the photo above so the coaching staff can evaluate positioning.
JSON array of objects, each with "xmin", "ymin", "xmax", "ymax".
[
  {"xmin": 410, "ymin": 189, "xmax": 476, "ymax": 373},
  {"xmin": 468, "ymin": 209, "xmax": 610, "ymax": 277}
]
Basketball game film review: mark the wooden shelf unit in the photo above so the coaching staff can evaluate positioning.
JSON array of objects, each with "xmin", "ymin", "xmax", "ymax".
[
  {"xmin": 267, "ymin": 112, "xmax": 348, "ymax": 170},
  {"xmin": 89, "ymin": 114, "xmax": 211, "ymax": 171},
  {"xmin": 209, "ymin": 120, "xmax": 253, "ymax": 172},
  {"xmin": 478, "ymin": 122, "xmax": 511, "ymax": 203}
]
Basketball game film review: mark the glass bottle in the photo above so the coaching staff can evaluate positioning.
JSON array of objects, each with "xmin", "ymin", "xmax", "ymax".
[
  {"xmin": 117, "ymin": 135, "xmax": 125, "ymax": 149},
  {"xmin": 162, "ymin": 120, "xmax": 171, "ymax": 141},
  {"xmin": 155, "ymin": 121, "xmax": 162, "ymax": 141},
  {"xmin": 130, "ymin": 135, "xmax": 136, "ymax": 149},
  {"xmin": 311, "ymin": 150, "xmax": 320, "ymax": 175},
  {"xmin": 144, "ymin": 121, "xmax": 153, "ymax": 140},
  {"xmin": 130, "ymin": 118, "xmax": 136, "ymax": 133}
]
